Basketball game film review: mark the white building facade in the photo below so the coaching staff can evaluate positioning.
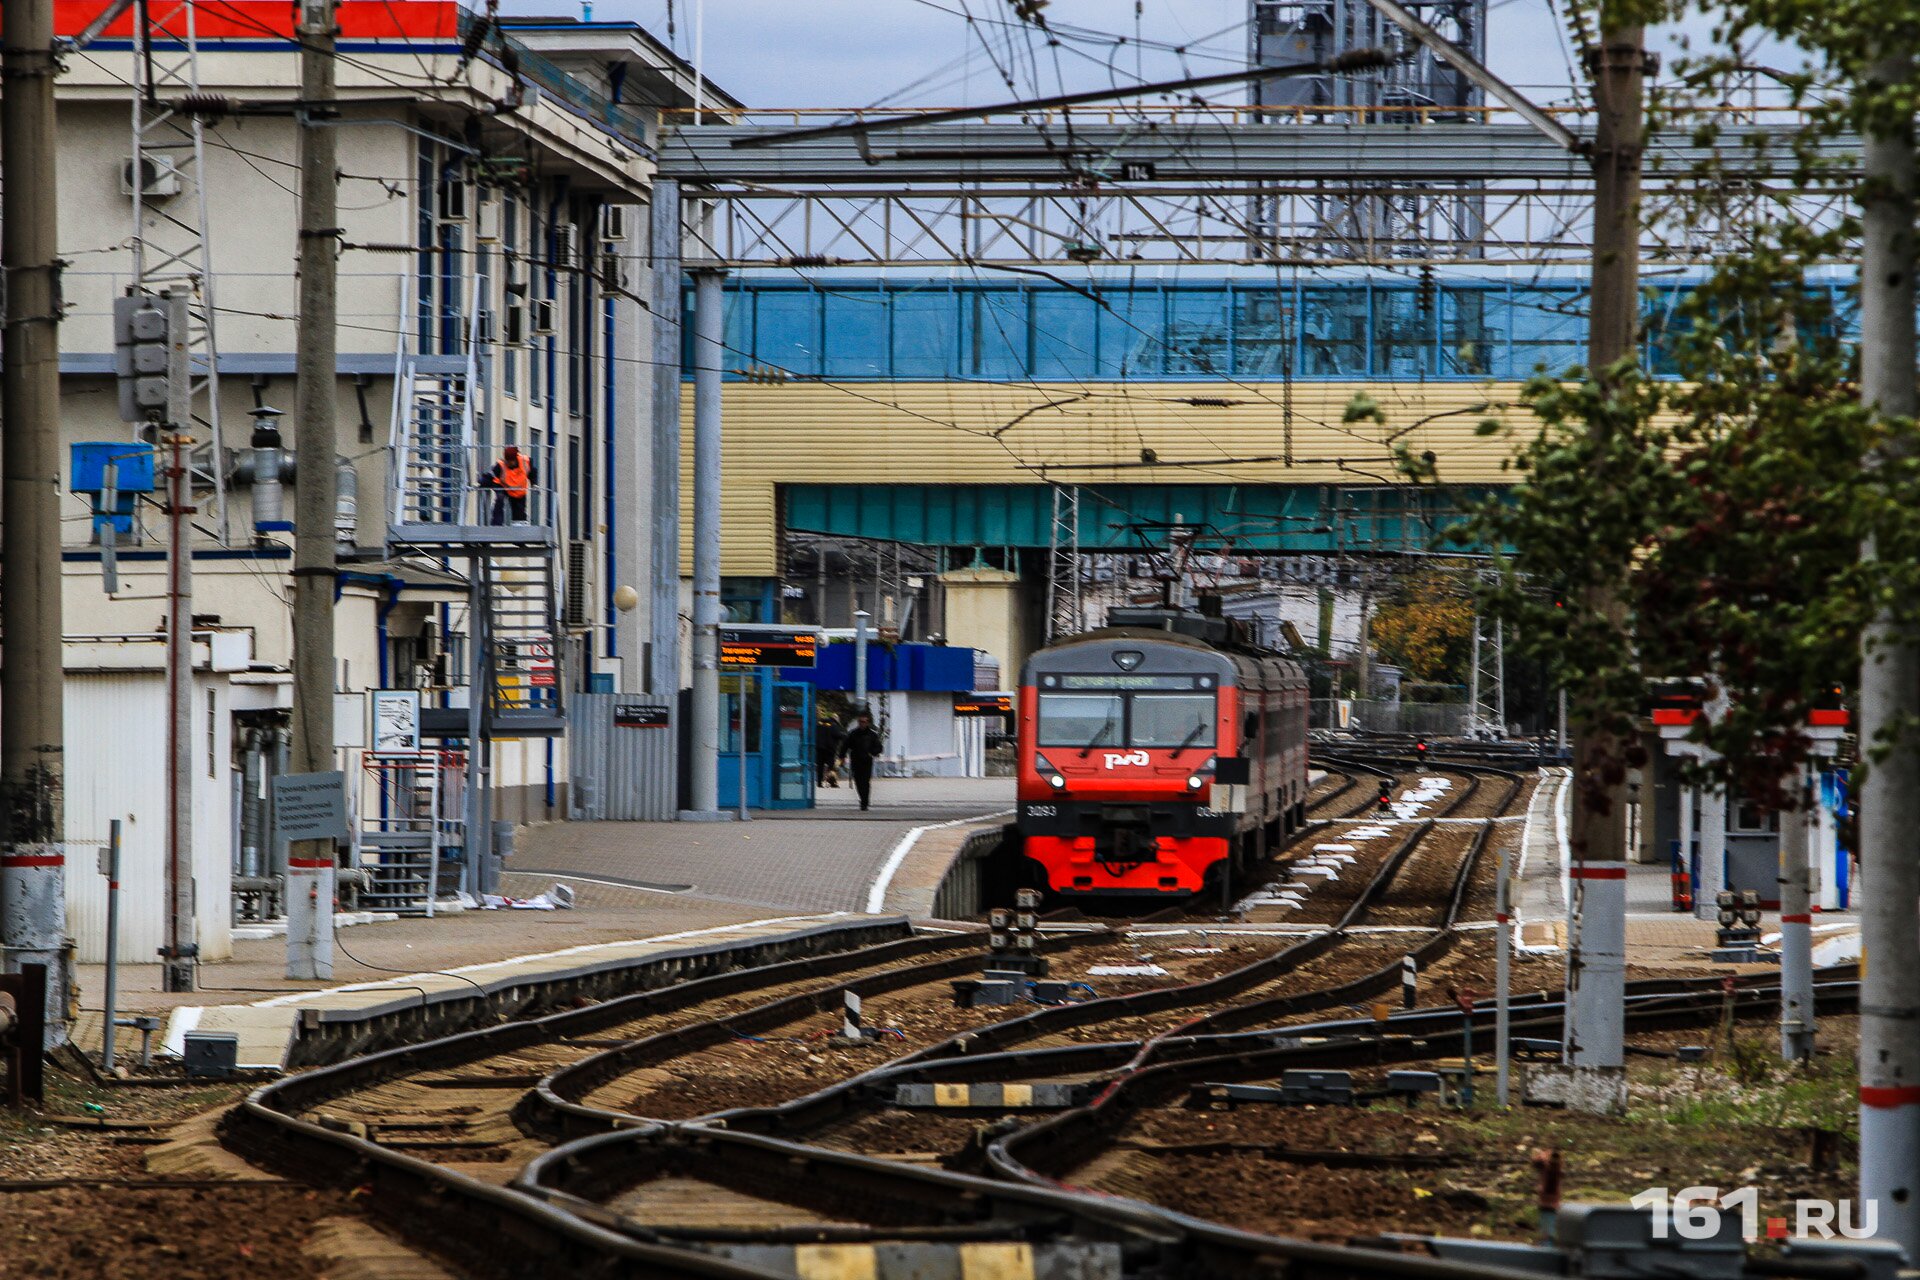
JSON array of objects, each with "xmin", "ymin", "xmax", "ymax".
[{"xmin": 45, "ymin": 0, "xmax": 725, "ymax": 956}]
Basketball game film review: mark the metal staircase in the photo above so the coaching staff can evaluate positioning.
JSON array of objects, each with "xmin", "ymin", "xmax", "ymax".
[
  {"xmin": 481, "ymin": 552, "xmax": 566, "ymax": 736},
  {"xmin": 380, "ymin": 275, "xmax": 567, "ymax": 903},
  {"xmin": 391, "ymin": 364, "xmax": 474, "ymax": 529},
  {"xmin": 356, "ymin": 753, "xmax": 444, "ymax": 916}
]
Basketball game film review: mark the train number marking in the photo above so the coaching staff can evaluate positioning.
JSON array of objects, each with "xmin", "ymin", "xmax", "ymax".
[
  {"xmin": 1101, "ymin": 750, "xmax": 1150, "ymax": 768},
  {"xmin": 1025, "ymin": 804, "xmax": 1057, "ymax": 818}
]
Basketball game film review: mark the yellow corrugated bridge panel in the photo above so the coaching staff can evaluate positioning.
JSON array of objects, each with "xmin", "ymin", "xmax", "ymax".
[{"xmin": 679, "ymin": 380, "xmax": 1527, "ymax": 577}]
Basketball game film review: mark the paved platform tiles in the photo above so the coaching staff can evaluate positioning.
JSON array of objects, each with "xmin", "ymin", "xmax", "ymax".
[
  {"xmin": 513, "ymin": 776, "xmax": 1014, "ymax": 914},
  {"xmin": 140, "ymin": 911, "xmax": 892, "ymax": 1069},
  {"xmin": 66, "ymin": 778, "xmax": 1014, "ymax": 1070}
]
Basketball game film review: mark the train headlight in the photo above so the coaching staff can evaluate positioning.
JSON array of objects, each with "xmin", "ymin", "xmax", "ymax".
[
  {"xmin": 1186, "ymin": 774, "xmax": 1205, "ymax": 790},
  {"xmin": 1049, "ymin": 773, "xmax": 1066, "ymax": 790}
]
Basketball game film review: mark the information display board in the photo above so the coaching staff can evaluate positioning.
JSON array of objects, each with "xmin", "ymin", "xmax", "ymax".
[
  {"xmin": 953, "ymin": 693, "xmax": 1014, "ymax": 718},
  {"xmin": 719, "ymin": 625, "xmax": 819, "ymax": 669}
]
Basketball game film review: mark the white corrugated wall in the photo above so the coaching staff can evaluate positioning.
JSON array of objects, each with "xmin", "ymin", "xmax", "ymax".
[{"xmin": 64, "ymin": 671, "xmax": 234, "ymax": 964}]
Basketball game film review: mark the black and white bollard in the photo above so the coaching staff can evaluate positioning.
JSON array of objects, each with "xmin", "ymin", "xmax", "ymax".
[
  {"xmin": 1402, "ymin": 955, "xmax": 1418, "ymax": 1010},
  {"xmin": 842, "ymin": 990, "xmax": 867, "ymax": 1042}
]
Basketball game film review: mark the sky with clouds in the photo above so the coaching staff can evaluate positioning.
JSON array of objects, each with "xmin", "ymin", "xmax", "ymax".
[{"xmin": 510, "ymin": 0, "xmax": 1787, "ymax": 111}]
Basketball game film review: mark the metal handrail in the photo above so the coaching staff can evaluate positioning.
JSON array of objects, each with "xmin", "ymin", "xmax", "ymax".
[{"xmin": 387, "ymin": 269, "xmax": 414, "ymax": 536}]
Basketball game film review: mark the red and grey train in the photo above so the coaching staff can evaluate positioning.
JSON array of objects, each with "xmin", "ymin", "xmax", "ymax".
[{"xmin": 1015, "ymin": 608, "xmax": 1311, "ymax": 898}]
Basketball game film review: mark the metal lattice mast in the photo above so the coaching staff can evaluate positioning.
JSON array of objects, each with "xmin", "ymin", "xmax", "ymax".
[
  {"xmin": 1468, "ymin": 610, "xmax": 1506, "ymax": 737},
  {"xmin": 1045, "ymin": 483, "xmax": 1082, "ymax": 639},
  {"xmin": 130, "ymin": 0, "xmax": 229, "ymax": 540}
]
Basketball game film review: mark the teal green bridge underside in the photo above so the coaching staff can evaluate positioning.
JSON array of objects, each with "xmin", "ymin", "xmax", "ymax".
[{"xmin": 783, "ymin": 483, "xmax": 1503, "ymax": 555}]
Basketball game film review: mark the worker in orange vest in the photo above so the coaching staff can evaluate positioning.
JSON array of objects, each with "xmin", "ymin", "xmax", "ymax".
[{"xmin": 484, "ymin": 445, "xmax": 536, "ymax": 524}]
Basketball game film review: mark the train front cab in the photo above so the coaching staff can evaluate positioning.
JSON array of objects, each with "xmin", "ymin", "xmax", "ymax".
[{"xmin": 1016, "ymin": 636, "xmax": 1242, "ymax": 896}]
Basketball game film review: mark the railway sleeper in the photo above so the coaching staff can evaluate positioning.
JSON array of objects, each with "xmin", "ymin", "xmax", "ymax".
[
  {"xmin": 890, "ymin": 1082, "xmax": 1087, "ymax": 1111},
  {"xmin": 688, "ymin": 1240, "xmax": 1124, "ymax": 1280}
]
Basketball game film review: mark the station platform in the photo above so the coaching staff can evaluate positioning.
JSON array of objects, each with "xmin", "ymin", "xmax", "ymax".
[
  {"xmin": 69, "ymin": 776, "xmax": 1014, "ymax": 1070},
  {"xmin": 1511, "ymin": 766, "xmax": 1860, "ymax": 971},
  {"xmin": 510, "ymin": 775, "xmax": 1013, "ymax": 913}
]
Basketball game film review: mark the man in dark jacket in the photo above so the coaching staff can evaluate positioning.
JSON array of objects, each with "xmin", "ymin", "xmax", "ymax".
[
  {"xmin": 815, "ymin": 718, "xmax": 843, "ymax": 788},
  {"xmin": 839, "ymin": 711, "xmax": 883, "ymax": 811}
]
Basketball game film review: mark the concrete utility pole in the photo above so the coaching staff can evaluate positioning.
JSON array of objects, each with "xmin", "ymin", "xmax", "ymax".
[
  {"xmin": 1, "ymin": 0, "xmax": 75, "ymax": 1046},
  {"xmin": 682, "ymin": 266, "xmax": 726, "ymax": 818},
  {"xmin": 287, "ymin": 0, "xmax": 340, "ymax": 978},
  {"xmin": 1561, "ymin": 5, "xmax": 1646, "ymax": 1112},
  {"xmin": 1855, "ymin": 50, "xmax": 1920, "ymax": 1257},
  {"xmin": 647, "ymin": 179, "xmax": 683, "ymax": 700},
  {"xmin": 1777, "ymin": 766, "xmax": 1814, "ymax": 1062},
  {"xmin": 854, "ymin": 610, "xmax": 871, "ymax": 710},
  {"xmin": 162, "ymin": 427, "xmax": 198, "ymax": 991}
]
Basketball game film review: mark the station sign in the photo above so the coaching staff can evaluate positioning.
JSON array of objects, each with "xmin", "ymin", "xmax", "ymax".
[
  {"xmin": 271, "ymin": 771, "xmax": 349, "ymax": 843},
  {"xmin": 614, "ymin": 702, "xmax": 670, "ymax": 729},
  {"xmin": 370, "ymin": 689, "xmax": 422, "ymax": 757},
  {"xmin": 528, "ymin": 639, "xmax": 556, "ymax": 688},
  {"xmin": 953, "ymin": 693, "xmax": 1013, "ymax": 718},
  {"xmin": 719, "ymin": 625, "xmax": 819, "ymax": 669}
]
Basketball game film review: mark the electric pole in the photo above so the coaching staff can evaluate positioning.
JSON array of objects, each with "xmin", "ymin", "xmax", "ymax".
[
  {"xmin": 1777, "ymin": 765, "xmax": 1813, "ymax": 1063},
  {"xmin": 1561, "ymin": 5, "xmax": 1646, "ymax": 1113},
  {"xmin": 1855, "ymin": 50, "xmax": 1920, "ymax": 1258},
  {"xmin": 161, "ymin": 289, "xmax": 197, "ymax": 992},
  {"xmin": 287, "ymin": 0, "xmax": 341, "ymax": 978},
  {"xmin": 1, "ymin": 0, "xmax": 75, "ymax": 1045},
  {"xmin": 681, "ymin": 266, "xmax": 726, "ymax": 819}
]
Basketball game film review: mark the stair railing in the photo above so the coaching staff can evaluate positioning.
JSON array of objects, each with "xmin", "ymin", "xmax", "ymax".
[{"xmin": 387, "ymin": 270, "xmax": 415, "ymax": 534}]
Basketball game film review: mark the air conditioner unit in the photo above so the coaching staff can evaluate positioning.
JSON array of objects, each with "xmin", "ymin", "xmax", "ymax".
[
  {"xmin": 530, "ymin": 299, "xmax": 556, "ymax": 337},
  {"xmin": 599, "ymin": 250, "xmax": 625, "ymax": 292},
  {"xmin": 553, "ymin": 225, "xmax": 576, "ymax": 269},
  {"xmin": 120, "ymin": 155, "xmax": 181, "ymax": 199},
  {"xmin": 599, "ymin": 205, "xmax": 628, "ymax": 243},
  {"xmin": 564, "ymin": 539, "xmax": 591, "ymax": 629}
]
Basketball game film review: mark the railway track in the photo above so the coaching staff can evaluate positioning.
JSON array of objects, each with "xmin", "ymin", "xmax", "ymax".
[
  {"xmin": 229, "ymin": 754, "xmax": 1808, "ymax": 1279},
  {"xmin": 514, "ymin": 761, "xmax": 1530, "ymax": 1169}
]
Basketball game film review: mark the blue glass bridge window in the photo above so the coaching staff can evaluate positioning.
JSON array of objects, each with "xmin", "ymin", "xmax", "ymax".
[
  {"xmin": 684, "ymin": 275, "xmax": 1854, "ymax": 382},
  {"xmin": 823, "ymin": 290, "xmax": 889, "ymax": 378}
]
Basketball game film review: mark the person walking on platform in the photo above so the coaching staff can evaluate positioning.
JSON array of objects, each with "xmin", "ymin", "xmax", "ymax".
[
  {"xmin": 839, "ymin": 711, "xmax": 883, "ymax": 811},
  {"xmin": 815, "ymin": 716, "xmax": 843, "ymax": 788},
  {"xmin": 483, "ymin": 445, "xmax": 536, "ymax": 524}
]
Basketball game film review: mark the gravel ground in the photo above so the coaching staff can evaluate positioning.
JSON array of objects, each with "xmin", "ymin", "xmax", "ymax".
[
  {"xmin": 1076, "ymin": 1034, "xmax": 1857, "ymax": 1245},
  {"xmin": 0, "ymin": 1183, "xmax": 348, "ymax": 1280},
  {"xmin": 615, "ymin": 938, "xmax": 1290, "ymax": 1119},
  {"xmin": 0, "ymin": 1064, "xmax": 246, "ymax": 1181}
]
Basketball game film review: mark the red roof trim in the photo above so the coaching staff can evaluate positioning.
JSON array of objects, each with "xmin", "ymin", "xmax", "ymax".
[{"xmin": 47, "ymin": 0, "xmax": 460, "ymax": 41}]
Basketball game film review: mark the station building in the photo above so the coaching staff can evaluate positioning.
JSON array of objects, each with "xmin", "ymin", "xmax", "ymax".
[{"xmin": 49, "ymin": 0, "xmax": 728, "ymax": 959}]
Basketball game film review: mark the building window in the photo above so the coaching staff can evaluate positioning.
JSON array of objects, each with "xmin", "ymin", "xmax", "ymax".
[
  {"xmin": 502, "ymin": 196, "xmax": 520, "ymax": 395},
  {"xmin": 1729, "ymin": 799, "xmax": 1780, "ymax": 834},
  {"xmin": 567, "ymin": 434, "xmax": 582, "ymax": 541}
]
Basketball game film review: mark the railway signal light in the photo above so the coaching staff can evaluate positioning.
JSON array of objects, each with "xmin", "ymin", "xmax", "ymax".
[{"xmin": 1415, "ymin": 738, "xmax": 1429, "ymax": 761}]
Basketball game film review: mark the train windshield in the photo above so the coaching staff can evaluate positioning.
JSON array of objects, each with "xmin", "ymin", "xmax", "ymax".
[
  {"xmin": 1036, "ymin": 691, "xmax": 1216, "ymax": 750},
  {"xmin": 1128, "ymin": 694, "xmax": 1217, "ymax": 749},
  {"xmin": 1036, "ymin": 694, "xmax": 1124, "ymax": 749}
]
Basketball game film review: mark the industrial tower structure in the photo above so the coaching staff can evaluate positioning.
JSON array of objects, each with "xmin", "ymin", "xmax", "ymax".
[{"xmin": 1249, "ymin": 0, "xmax": 1490, "ymax": 257}]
